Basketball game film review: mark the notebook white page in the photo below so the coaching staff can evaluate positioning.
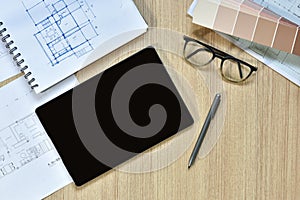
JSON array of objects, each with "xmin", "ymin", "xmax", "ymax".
[
  {"xmin": 0, "ymin": 0, "xmax": 147, "ymax": 93},
  {"xmin": 0, "ymin": 44, "xmax": 19, "ymax": 82}
]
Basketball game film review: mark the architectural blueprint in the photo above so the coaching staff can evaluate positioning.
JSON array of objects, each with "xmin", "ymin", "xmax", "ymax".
[
  {"xmin": 253, "ymin": 0, "xmax": 300, "ymax": 25},
  {"xmin": 221, "ymin": 33, "xmax": 300, "ymax": 86},
  {"xmin": 0, "ymin": 76, "xmax": 77, "ymax": 200},
  {"xmin": 0, "ymin": 113, "xmax": 54, "ymax": 179},
  {"xmin": 22, "ymin": 0, "xmax": 99, "ymax": 66},
  {"xmin": 0, "ymin": 0, "xmax": 147, "ymax": 93},
  {"xmin": 1, "ymin": 0, "xmax": 100, "ymax": 82}
]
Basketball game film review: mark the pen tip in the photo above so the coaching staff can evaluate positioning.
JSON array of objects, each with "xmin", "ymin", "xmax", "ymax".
[{"xmin": 188, "ymin": 159, "xmax": 193, "ymax": 169}]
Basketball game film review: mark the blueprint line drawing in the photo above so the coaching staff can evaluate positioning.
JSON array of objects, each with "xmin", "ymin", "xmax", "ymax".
[
  {"xmin": 22, "ymin": 0, "xmax": 99, "ymax": 66},
  {"xmin": 0, "ymin": 113, "xmax": 55, "ymax": 179}
]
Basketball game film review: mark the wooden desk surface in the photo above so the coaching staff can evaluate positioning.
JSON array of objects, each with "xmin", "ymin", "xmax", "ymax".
[{"xmin": 38, "ymin": 0, "xmax": 299, "ymax": 199}]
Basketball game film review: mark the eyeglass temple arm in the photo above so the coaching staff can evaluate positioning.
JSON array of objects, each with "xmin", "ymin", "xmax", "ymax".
[
  {"xmin": 186, "ymin": 48, "xmax": 210, "ymax": 59},
  {"xmin": 237, "ymin": 62, "xmax": 243, "ymax": 79}
]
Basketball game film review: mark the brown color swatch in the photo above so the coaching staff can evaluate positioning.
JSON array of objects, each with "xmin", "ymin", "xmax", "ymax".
[
  {"xmin": 233, "ymin": 12, "xmax": 257, "ymax": 40},
  {"xmin": 273, "ymin": 18, "xmax": 298, "ymax": 53},
  {"xmin": 213, "ymin": 5, "xmax": 238, "ymax": 34},
  {"xmin": 253, "ymin": 17, "xmax": 277, "ymax": 46}
]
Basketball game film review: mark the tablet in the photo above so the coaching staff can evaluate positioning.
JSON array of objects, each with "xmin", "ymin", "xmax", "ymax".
[{"xmin": 36, "ymin": 47, "xmax": 194, "ymax": 186}]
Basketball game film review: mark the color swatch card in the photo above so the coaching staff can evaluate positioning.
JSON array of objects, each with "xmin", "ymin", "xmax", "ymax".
[
  {"xmin": 192, "ymin": 0, "xmax": 300, "ymax": 56},
  {"xmin": 253, "ymin": 0, "xmax": 300, "ymax": 26}
]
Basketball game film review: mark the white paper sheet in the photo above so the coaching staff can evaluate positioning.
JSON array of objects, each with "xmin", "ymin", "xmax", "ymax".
[
  {"xmin": 0, "ymin": 44, "xmax": 19, "ymax": 82},
  {"xmin": 221, "ymin": 33, "xmax": 300, "ymax": 86},
  {"xmin": 0, "ymin": 75, "xmax": 78, "ymax": 200}
]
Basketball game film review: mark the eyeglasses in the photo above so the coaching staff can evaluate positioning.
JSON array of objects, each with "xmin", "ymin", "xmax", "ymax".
[{"xmin": 183, "ymin": 36, "xmax": 257, "ymax": 83}]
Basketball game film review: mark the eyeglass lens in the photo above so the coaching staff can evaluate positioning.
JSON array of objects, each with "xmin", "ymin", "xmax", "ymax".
[
  {"xmin": 184, "ymin": 40, "xmax": 213, "ymax": 66},
  {"xmin": 221, "ymin": 59, "xmax": 252, "ymax": 82}
]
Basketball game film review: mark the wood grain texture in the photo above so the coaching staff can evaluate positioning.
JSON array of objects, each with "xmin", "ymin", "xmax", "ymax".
[{"xmin": 38, "ymin": 0, "xmax": 298, "ymax": 199}]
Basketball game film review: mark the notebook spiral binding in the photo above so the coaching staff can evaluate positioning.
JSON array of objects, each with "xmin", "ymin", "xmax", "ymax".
[{"xmin": 0, "ymin": 21, "xmax": 38, "ymax": 89}]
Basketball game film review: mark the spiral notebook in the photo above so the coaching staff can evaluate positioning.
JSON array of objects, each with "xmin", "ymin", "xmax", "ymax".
[{"xmin": 0, "ymin": 0, "xmax": 147, "ymax": 93}]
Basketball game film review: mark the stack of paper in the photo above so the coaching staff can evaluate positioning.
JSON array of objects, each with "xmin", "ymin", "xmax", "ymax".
[
  {"xmin": 0, "ymin": 0, "xmax": 148, "ymax": 199},
  {"xmin": 188, "ymin": 0, "xmax": 300, "ymax": 86}
]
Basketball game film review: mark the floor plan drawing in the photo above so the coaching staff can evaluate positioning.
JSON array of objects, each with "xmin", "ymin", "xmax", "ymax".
[
  {"xmin": 22, "ymin": 0, "xmax": 99, "ymax": 66},
  {"xmin": 0, "ymin": 76, "xmax": 76, "ymax": 199},
  {"xmin": 0, "ymin": 113, "xmax": 54, "ymax": 179}
]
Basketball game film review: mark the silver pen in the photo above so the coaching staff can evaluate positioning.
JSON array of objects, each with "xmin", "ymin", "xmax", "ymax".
[{"xmin": 188, "ymin": 93, "xmax": 221, "ymax": 168}]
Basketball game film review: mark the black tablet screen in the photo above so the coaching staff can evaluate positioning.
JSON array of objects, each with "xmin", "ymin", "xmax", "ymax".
[{"xmin": 36, "ymin": 47, "xmax": 194, "ymax": 186}]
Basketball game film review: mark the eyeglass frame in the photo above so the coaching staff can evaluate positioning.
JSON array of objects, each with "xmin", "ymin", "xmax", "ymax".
[{"xmin": 183, "ymin": 35, "xmax": 258, "ymax": 83}]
